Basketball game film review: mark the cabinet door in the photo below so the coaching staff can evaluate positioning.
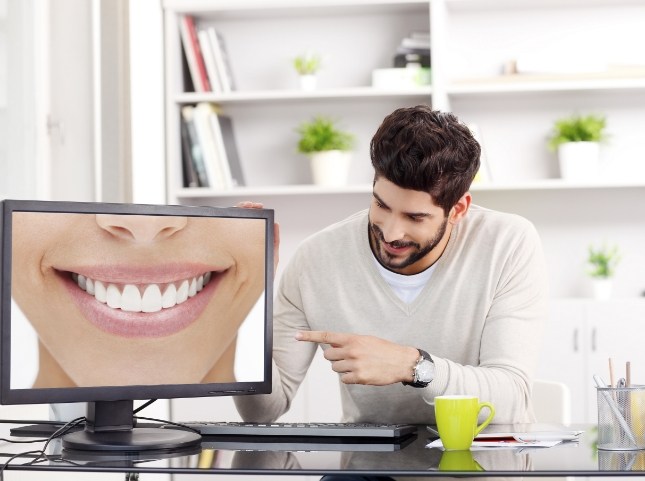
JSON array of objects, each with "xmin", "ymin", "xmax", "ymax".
[
  {"xmin": 535, "ymin": 300, "xmax": 588, "ymax": 423},
  {"xmin": 587, "ymin": 300, "xmax": 645, "ymax": 422}
]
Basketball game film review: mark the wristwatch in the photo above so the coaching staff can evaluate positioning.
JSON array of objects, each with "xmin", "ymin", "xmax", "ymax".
[{"xmin": 403, "ymin": 349, "xmax": 434, "ymax": 388}]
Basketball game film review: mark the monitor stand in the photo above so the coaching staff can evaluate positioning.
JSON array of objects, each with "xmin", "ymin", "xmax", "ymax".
[{"xmin": 61, "ymin": 400, "xmax": 201, "ymax": 454}]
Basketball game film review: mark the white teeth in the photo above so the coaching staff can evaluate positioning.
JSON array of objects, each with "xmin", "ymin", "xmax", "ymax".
[
  {"xmin": 73, "ymin": 272, "xmax": 212, "ymax": 313},
  {"xmin": 106, "ymin": 284, "xmax": 122, "ymax": 309},
  {"xmin": 121, "ymin": 284, "xmax": 142, "ymax": 312},
  {"xmin": 177, "ymin": 280, "xmax": 189, "ymax": 304},
  {"xmin": 161, "ymin": 284, "xmax": 177, "ymax": 309},
  {"xmin": 95, "ymin": 280, "xmax": 107, "ymax": 303},
  {"xmin": 141, "ymin": 284, "xmax": 162, "ymax": 313}
]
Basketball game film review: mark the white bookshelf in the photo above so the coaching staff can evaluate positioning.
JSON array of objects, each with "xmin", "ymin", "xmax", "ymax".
[{"xmin": 163, "ymin": 0, "xmax": 645, "ymax": 198}]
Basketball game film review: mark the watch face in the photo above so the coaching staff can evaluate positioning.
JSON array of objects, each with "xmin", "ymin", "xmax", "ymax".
[{"xmin": 416, "ymin": 360, "xmax": 435, "ymax": 383}]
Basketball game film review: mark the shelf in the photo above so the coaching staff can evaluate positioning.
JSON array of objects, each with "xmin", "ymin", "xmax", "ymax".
[
  {"xmin": 175, "ymin": 184, "xmax": 372, "ymax": 199},
  {"xmin": 471, "ymin": 179, "xmax": 645, "ymax": 191},
  {"xmin": 448, "ymin": 73, "xmax": 645, "ymax": 96},
  {"xmin": 445, "ymin": 0, "xmax": 645, "ymax": 11},
  {"xmin": 173, "ymin": 178, "xmax": 645, "ymax": 199},
  {"xmin": 163, "ymin": 0, "xmax": 429, "ymax": 17},
  {"xmin": 174, "ymin": 86, "xmax": 433, "ymax": 105}
]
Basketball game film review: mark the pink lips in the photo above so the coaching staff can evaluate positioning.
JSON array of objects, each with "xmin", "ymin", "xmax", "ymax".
[
  {"xmin": 61, "ymin": 266, "xmax": 222, "ymax": 338},
  {"xmin": 382, "ymin": 241, "xmax": 411, "ymax": 257}
]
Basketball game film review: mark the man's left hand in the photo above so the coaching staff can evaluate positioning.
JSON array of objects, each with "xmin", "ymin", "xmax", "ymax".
[{"xmin": 295, "ymin": 330, "xmax": 419, "ymax": 386}]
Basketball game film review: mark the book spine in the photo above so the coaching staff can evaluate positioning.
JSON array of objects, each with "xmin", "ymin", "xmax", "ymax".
[
  {"xmin": 178, "ymin": 15, "xmax": 201, "ymax": 92},
  {"xmin": 194, "ymin": 102, "xmax": 226, "ymax": 190},
  {"xmin": 180, "ymin": 118, "xmax": 200, "ymax": 187},
  {"xmin": 208, "ymin": 113, "xmax": 234, "ymax": 190},
  {"xmin": 197, "ymin": 29, "xmax": 222, "ymax": 93},
  {"xmin": 207, "ymin": 27, "xmax": 234, "ymax": 92},
  {"xmin": 180, "ymin": 106, "xmax": 209, "ymax": 188},
  {"xmin": 217, "ymin": 115, "xmax": 245, "ymax": 187},
  {"xmin": 181, "ymin": 15, "xmax": 210, "ymax": 92}
]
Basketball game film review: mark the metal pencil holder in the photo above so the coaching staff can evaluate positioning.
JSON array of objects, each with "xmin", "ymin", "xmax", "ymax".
[{"xmin": 597, "ymin": 385, "xmax": 645, "ymax": 451}]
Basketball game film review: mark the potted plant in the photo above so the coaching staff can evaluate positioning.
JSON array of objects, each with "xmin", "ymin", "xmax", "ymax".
[
  {"xmin": 547, "ymin": 114, "xmax": 607, "ymax": 181},
  {"xmin": 587, "ymin": 243, "xmax": 620, "ymax": 300},
  {"xmin": 293, "ymin": 51, "xmax": 321, "ymax": 91},
  {"xmin": 296, "ymin": 116, "xmax": 355, "ymax": 186}
]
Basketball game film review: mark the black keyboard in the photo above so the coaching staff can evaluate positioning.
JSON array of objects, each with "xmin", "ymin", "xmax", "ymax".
[{"xmin": 181, "ymin": 421, "xmax": 417, "ymax": 439}]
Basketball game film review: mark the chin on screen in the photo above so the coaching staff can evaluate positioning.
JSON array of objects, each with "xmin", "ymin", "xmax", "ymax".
[{"xmin": 0, "ymin": 199, "xmax": 273, "ymax": 455}]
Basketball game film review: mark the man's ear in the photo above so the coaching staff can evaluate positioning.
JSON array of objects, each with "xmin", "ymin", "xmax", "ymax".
[{"xmin": 448, "ymin": 192, "xmax": 472, "ymax": 225}]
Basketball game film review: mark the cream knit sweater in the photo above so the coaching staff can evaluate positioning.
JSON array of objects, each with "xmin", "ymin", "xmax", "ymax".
[{"xmin": 235, "ymin": 205, "xmax": 548, "ymax": 425}]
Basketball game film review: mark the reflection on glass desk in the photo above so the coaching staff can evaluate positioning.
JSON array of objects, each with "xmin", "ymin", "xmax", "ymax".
[{"xmin": 2, "ymin": 423, "xmax": 645, "ymax": 476}]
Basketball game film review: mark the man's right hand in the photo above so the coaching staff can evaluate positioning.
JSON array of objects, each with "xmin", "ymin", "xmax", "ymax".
[{"xmin": 235, "ymin": 201, "xmax": 280, "ymax": 275}]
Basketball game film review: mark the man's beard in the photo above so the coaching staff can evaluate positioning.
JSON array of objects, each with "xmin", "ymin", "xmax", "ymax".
[{"xmin": 369, "ymin": 218, "xmax": 448, "ymax": 272}]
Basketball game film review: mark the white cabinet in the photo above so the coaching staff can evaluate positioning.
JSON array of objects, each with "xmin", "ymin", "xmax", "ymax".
[{"xmin": 538, "ymin": 299, "xmax": 645, "ymax": 423}]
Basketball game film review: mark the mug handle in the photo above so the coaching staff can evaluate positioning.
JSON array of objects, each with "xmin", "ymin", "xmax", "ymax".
[{"xmin": 474, "ymin": 401, "xmax": 495, "ymax": 437}]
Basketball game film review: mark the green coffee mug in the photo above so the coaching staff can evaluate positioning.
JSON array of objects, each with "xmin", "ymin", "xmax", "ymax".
[{"xmin": 434, "ymin": 395, "xmax": 495, "ymax": 450}]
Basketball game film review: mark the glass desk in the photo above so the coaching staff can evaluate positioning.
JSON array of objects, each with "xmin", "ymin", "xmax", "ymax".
[{"xmin": 1, "ymin": 423, "xmax": 643, "ymax": 477}]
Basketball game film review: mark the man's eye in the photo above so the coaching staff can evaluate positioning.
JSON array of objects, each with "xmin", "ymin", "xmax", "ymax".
[{"xmin": 408, "ymin": 216, "xmax": 423, "ymax": 223}]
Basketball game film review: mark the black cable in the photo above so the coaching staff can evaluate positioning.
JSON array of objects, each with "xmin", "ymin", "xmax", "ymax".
[
  {"xmin": 134, "ymin": 415, "xmax": 200, "ymax": 434},
  {"xmin": 0, "ymin": 417, "xmax": 86, "ymax": 479},
  {"xmin": 0, "ymin": 404, "xmax": 196, "ymax": 477},
  {"xmin": 133, "ymin": 399, "xmax": 157, "ymax": 414}
]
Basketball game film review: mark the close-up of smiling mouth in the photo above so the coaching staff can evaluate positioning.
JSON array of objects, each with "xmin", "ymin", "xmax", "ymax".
[
  {"xmin": 70, "ymin": 271, "xmax": 213, "ymax": 313},
  {"xmin": 59, "ymin": 266, "xmax": 227, "ymax": 338}
]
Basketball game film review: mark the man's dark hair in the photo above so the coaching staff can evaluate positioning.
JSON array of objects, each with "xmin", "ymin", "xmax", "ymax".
[{"xmin": 370, "ymin": 105, "xmax": 481, "ymax": 215}]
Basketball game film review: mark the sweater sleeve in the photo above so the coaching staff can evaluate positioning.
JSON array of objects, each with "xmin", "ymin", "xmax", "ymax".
[
  {"xmin": 420, "ymin": 219, "xmax": 548, "ymax": 424},
  {"xmin": 234, "ymin": 248, "xmax": 318, "ymax": 422}
]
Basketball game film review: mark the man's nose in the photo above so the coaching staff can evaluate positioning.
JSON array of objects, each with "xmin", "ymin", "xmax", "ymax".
[{"xmin": 380, "ymin": 217, "xmax": 405, "ymax": 243}]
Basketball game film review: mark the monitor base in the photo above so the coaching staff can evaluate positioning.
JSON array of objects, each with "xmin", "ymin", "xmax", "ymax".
[{"xmin": 62, "ymin": 427, "xmax": 201, "ymax": 453}]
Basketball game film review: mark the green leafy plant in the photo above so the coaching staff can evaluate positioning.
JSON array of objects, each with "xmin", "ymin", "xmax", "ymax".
[
  {"xmin": 296, "ymin": 116, "xmax": 355, "ymax": 154},
  {"xmin": 587, "ymin": 243, "xmax": 621, "ymax": 279},
  {"xmin": 293, "ymin": 51, "xmax": 321, "ymax": 75},
  {"xmin": 547, "ymin": 114, "xmax": 608, "ymax": 151}
]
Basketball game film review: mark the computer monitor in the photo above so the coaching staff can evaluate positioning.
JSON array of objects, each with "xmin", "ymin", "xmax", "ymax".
[{"xmin": 0, "ymin": 199, "xmax": 273, "ymax": 454}]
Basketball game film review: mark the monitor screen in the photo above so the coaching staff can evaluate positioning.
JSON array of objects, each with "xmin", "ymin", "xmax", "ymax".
[{"xmin": 0, "ymin": 199, "xmax": 273, "ymax": 454}]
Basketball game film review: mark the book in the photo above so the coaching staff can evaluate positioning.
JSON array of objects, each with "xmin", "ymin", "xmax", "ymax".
[
  {"xmin": 178, "ymin": 15, "xmax": 210, "ymax": 92},
  {"xmin": 210, "ymin": 114, "xmax": 244, "ymax": 188},
  {"xmin": 194, "ymin": 102, "xmax": 229, "ymax": 190},
  {"xmin": 179, "ymin": 117, "xmax": 200, "ymax": 187},
  {"xmin": 207, "ymin": 27, "xmax": 235, "ymax": 92},
  {"xmin": 217, "ymin": 115, "xmax": 245, "ymax": 187},
  {"xmin": 400, "ymin": 33, "xmax": 430, "ymax": 51},
  {"xmin": 208, "ymin": 113, "xmax": 234, "ymax": 190},
  {"xmin": 197, "ymin": 29, "xmax": 223, "ymax": 93},
  {"xmin": 180, "ymin": 106, "xmax": 209, "ymax": 187}
]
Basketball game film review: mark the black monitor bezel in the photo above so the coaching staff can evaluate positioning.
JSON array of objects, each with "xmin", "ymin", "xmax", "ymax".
[{"xmin": 0, "ymin": 199, "xmax": 273, "ymax": 405}]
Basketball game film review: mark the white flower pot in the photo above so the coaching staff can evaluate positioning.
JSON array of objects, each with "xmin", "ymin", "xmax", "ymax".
[
  {"xmin": 592, "ymin": 278, "xmax": 613, "ymax": 300},
  {"xmin": 309, "ymin": 150, "xmax": 352, "ymax": 187},
  {"xmin": 558, "ymin": 141, "xmax": 600, "ymax": 181},
  {"xmin": 299, "ymin": 74, "xmax": 317, "ymax": 91}
]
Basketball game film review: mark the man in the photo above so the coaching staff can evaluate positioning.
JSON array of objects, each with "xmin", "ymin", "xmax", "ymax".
[{"xmin": 235, "ymin": 105, "xmax": 548, "ymax": 425}]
